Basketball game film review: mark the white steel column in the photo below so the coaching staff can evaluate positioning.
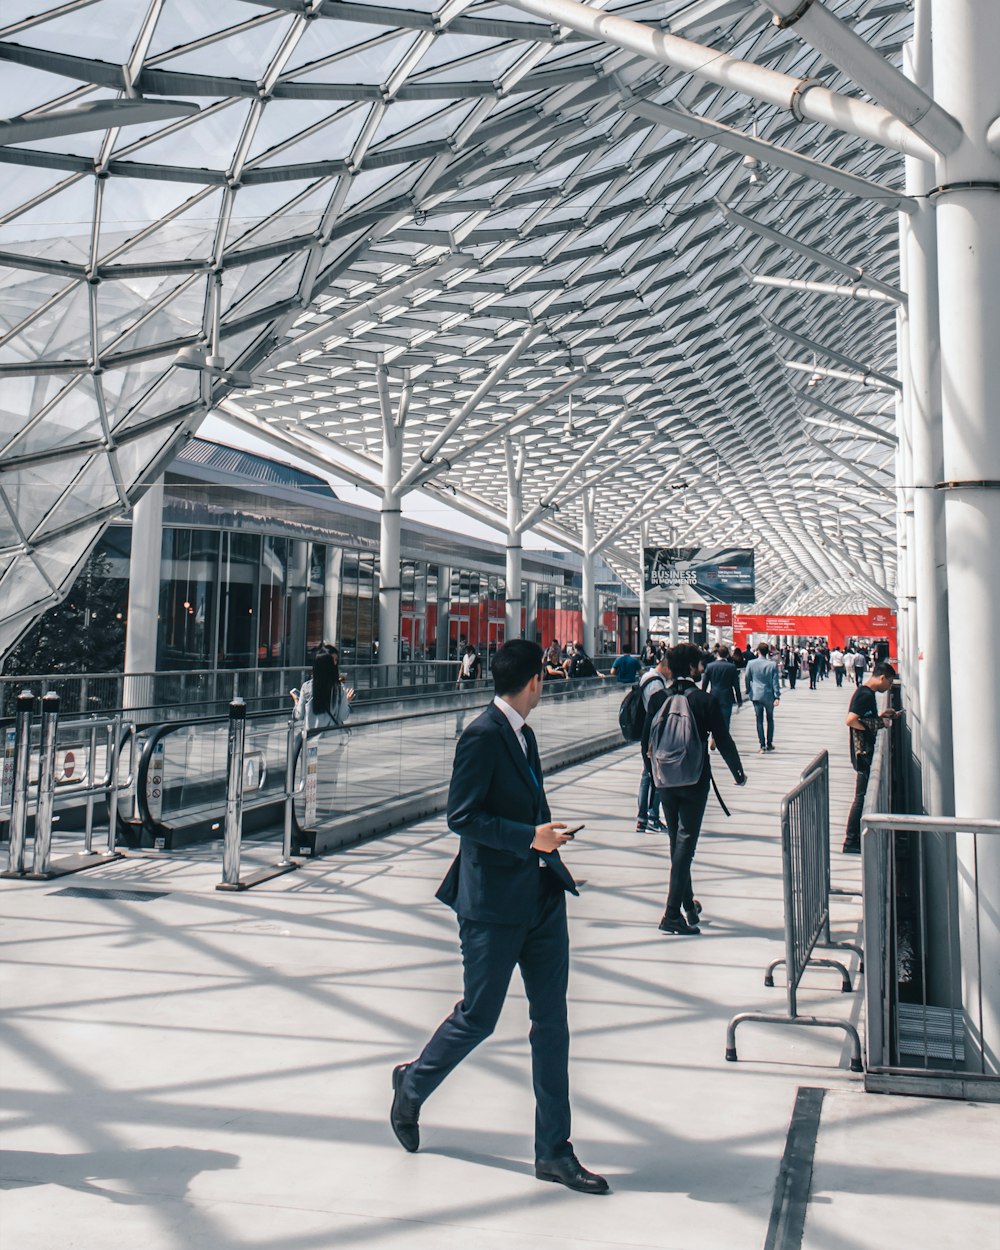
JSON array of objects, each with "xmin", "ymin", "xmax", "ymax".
[
  {"xmin": 894, "ymin": 251, "xmax": 919, "ymax": 754},
  {"xmin": 581, "ymin": 488, "xmax": 598, "ymax": 655},
  {"xmin": 903, "ymin": 29, "xmax": 954, "ymax": 817},
  {"xmin": 504, "ymin": 438, "xmax": 524, "ymax": 640},
  {"xmin": 378, "ymin": 412, "xmax": 403, "ymax": 668},
  {"xmin": 669, "ymin": 599, "xmax": 680, "ymax": 646},
  {"xmin": 324, "ymin": 547, "xmax": 342, "ymax": 648},
  {"xmin": 932, "ymin": 0, "xmax": 1000, "ymax": 1073},
  {"xmin": 123, "ymin": 479, "xmax": 163, "ymax": 708},
  {"xmin": 638, "ymin": 522, "xmax": 650, "ymax": 640}
]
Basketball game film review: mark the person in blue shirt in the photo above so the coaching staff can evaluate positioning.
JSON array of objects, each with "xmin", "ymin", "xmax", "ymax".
[{"xmin": 610, "ymin": 652, "xmax": 641, "ymax": 684}]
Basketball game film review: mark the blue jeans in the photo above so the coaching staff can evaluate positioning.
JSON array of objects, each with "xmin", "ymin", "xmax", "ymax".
[
  {"xmin": 638, "ymin": 768, "xmax": 661, "ymax": 823},
  {"xmin": 753, "ymin": 700, "xmax": 775, "ymax": 748}
]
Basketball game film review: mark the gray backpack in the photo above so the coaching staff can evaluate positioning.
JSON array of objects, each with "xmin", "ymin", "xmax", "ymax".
[{"xmin": 649, "ymin": 688, "xmax": 705, "ymax": 788}]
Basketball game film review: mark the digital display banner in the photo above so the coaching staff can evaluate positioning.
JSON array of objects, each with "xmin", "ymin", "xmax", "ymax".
[
  {"xmin": 644, "ymin": 547, "xmax": 755, "ymax": 604},
  {"xmin": 709, "ymin": 604, "xmax": 733, "ymax": 627}
]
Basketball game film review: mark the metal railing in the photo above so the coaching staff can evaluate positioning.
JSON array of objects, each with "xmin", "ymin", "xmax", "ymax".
[
  {"xmin": 1, "ymin": 657, "xmax": 619, "ymax": 723},
  {"xmin": 132, "ymin": 676, "xmax": 625, "ymax": 856},
  {"xmin": 862, "ymin": 803, "xmax": 1000, "ymax": 1098},
  {"xmin": 0, "ymin": 692, "xmax": 137, "ymax": 880},
  {"xmin": 726, "ymin": 753, "xmax": 863, "ymax": 1071}
]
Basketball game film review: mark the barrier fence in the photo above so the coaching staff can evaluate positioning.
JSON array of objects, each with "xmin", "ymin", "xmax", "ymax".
[
  {"xmin": 0, "ymin": 692, "xmax": 136, "ymax": 880},
  {"xmin": 726, "ymin": 751, "xmax": 863, "ymax": 1071},
  {"xmin": 862, "ymin": 805, "xmax": 1000, "ymax": 1099}
]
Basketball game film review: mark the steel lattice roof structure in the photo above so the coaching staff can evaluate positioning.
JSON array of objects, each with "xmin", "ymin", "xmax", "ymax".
[{"xmin": 0, "ymin": 0, "xmax": 917, "ymax": 654}]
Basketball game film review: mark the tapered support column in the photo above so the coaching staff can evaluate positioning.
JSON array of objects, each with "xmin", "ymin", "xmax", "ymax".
[
  {"xmin": 324, "ymin": 547, "xmax": 342, "ymax": 648},
  {"xmin": 378, "ymin": 421, "xmax": 403, "ymax": 668},
  {"xmin": 504, "ymin": 438, "xmax": 524, "ymax": 640},
  {"xmin": 436, "ymin": 566, "xmax": 452, "ymax": 660},
  {"xmin": 932, "ymin": 0, "xmax": 1000, "ymax": 1073},
  {"xmin": 581, "ymin": 489, "xmax": 597, "ymax": 656},
  {"xmin": 903, "ymin": 31, "xmax": 953, "ymax": 818},
  {"xmin": 123, "ymin": 479, "xmax": 163, "ymax": 710},
  {"xmin": 638, "ymin": 523, "xmax": 650, "ymax": 640}
]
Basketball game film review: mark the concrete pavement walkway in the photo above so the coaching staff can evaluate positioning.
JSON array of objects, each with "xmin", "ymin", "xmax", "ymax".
[{"xmin": 2, "ymin": 676, "xmax": 997, "ymax": 1250}]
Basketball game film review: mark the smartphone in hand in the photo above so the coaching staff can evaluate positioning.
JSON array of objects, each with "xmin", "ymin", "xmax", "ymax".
[{"xmin": 562, "ymin": 823, "xmax": 585, "ymax": 838}]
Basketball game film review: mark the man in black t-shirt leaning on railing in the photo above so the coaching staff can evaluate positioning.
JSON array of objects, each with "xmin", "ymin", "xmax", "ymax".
[{"xmin": 842, "ymin": 662, "xmax": 900, "ymax": 854}]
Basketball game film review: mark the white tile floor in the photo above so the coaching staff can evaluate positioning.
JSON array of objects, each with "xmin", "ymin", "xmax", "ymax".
[{"xmin": 1, "ymin": 677, "xmax": 996, "ymax": 1250}]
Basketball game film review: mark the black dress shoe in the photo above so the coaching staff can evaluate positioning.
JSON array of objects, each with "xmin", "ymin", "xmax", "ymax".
[
  {"xmin": 658, "ymin": 915, "xmax": 700, "ymax": 935},
  {"xmin": 841, "ymin": 841, "xmax": 861, "ymax": 855},
  {"xmin": 535, "ymin": 1154, "xmax": 610, "ymax": 1194},
  {"xmin": 391, "ymin": 1063, "xmax": 421, "ymax": 1153}
]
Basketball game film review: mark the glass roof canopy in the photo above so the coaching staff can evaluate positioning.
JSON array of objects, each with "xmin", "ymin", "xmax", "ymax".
[{"xmin": 0, "ymin": 0, "xmax": 911, "ymax": 655}]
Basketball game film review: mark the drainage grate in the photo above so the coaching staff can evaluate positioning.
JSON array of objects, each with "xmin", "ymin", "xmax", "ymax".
[{"xmin": 51, "ymin": 886, "xmax": 170, "ymax": 902}]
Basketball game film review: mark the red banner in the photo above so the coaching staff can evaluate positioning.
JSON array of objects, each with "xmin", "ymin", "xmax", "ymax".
[
  {"xmin": 709, "ymin": 604, "xmax": 733, "ymax": 627},
  {"xmin": 868, "ymin": 607, "xmax": 894, "ymax": 631}
]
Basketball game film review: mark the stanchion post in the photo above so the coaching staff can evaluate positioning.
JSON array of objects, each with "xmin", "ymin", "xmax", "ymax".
[
  {"xmin": 106, "ymin": 713, "xmax": 122, "ymax": 855},
  {"xmin": 218, "ymin": 698, "xmax": 247, "ymax": 890},
  {"xmin": 2, "ymin": 693, "xmax": 35, "ymax": 878},
  {"xmin": 281, "ymin": 716, "xmax": 297, "ymax": 865},
  {"xmin": 30, "ymin": 693, "xmax": 60, "ymax": 876}
]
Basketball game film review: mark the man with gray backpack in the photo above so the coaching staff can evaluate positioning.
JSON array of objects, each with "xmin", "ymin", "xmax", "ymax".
[{"xmin": 641, "ymin": 643, "xmax": 747, "ymax": 935}]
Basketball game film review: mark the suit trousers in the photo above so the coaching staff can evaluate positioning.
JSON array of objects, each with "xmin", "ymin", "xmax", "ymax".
[
  {"xmin": 659, "ymin": 777, "xmax": 711, "ymax": 920},
  {"xmin": 403, "ymin": 870, "xmax": 572, "ymax": 1160},
  {"xmin": 753, "ymin": 700, "xmax": 775, "ymax": 748}
]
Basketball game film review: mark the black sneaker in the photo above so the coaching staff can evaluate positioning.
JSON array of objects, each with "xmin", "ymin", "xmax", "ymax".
[
  {"xmin": 842, "ymin": 842, "xmax": 861, "ymax": 855},
  {"xmin": 636, "ymin": 819, "xmax": 647, "ymax": 833},
  {"xmin": 647, "ymin": 818, "xmax": 665, "ymax": 832}
]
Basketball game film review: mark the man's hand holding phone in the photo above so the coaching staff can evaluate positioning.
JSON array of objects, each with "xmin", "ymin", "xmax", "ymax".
[{"xmin": 532, "ymin": 822, "xmax": 584, "ymax": 852}]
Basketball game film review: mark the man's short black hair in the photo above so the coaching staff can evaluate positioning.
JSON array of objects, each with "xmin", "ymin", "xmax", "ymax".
[
  {"xmin": 872, "ymin": 662, "xmax": 897, "ymax": 681},
  {"xmin": 718, "ymin": 645, "xmax": 730, "ymax": 659},
  {"xmin": 757, "ymin": 641, "xmax": 770, "ymax": 656},
  {"xmin": 665, "ymin": 643, "xmax": 701, "ymax": 680},
  {"xmin": 492, "ymin": 639, "xmax": 544, "ymax": 696}
]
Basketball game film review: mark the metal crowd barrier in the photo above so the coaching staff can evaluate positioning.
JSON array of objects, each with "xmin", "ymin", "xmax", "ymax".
[
  {"xmin": 726, "ymin": 756, "xmax": 863, "ymax": 1071},
  {"xmin": 1, "ymin": 691, "xmax": 136, "ymax": 880},
  {"xmin": 862, "ymin": 810, "xmax": 1000, "ymax": 1099}
]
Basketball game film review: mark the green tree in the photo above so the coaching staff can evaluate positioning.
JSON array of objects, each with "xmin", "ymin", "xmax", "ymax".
[{"xmin": 3, "ymin": 548, "xmax": 128, "ymax": 677}]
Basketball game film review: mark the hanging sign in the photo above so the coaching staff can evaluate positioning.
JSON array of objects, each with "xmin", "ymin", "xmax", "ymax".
[
  {"xmin": 709, "ymin": 604, "xmax": 733, "ymax": 627},
  {"xmin": 868, "ymin": 607, "xmax": 894, "ymax": 632},
  {"xmin": 644, "ymin": 547, "xmax": 755, "ymax": 603}
]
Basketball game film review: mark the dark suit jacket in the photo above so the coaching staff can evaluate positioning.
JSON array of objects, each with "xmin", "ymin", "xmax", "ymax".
[
  {"xmin": 436, "ymin": 702, "xmax": 578, "ymax": 924},
  {"xmin": 701, "ymin": 659, "xmax": 743, "ymax": 708}
]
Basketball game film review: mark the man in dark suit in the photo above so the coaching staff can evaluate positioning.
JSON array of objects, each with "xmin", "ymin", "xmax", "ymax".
[{"xmin": 390, "ymin": 639, "xmax": 608, "ymax": 1194}]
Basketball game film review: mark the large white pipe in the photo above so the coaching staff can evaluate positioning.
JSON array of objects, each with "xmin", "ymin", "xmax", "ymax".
[
  {"xmin": 752, "ymin": 274, "xmax": 902, "ymax": 303},
  {"xmin": 932, "ymin": 0, "xmax": 1000, "ymax": 1074},
  {"xmin": 758, "ymin": 0, "xmax": 961, "ymax": 154},
  {"xmin": 901, "ymin": 36, "xmax": 953, "ymax": 818},
  {"xmin": 504, "ymin": 0, "xmax": 937, "ymax": 160}
]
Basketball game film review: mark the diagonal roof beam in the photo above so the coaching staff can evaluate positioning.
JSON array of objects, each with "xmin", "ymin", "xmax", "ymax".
[
  {"xmin": 408, "ymin": 373, "xmax": 591, "ymax": 489},
  {"xmin": 396, "ymin": 323, "xmax": 546, "ymax": 494},
  {"xmin": 621, "ymin": 96, "xmax": 917, "ymax": 214},
  {"xmin": 766, "ymin": 319, "xmax": 901, "ymax": 391},
  {"xmin": 720, "ymin": 207, "xmax": 904, "ymax": 302},
  {"xmin": 796, "ymin": 391, "xmax": 897, "ymax": 445},
  {"xmin": 758, "ymin": 0, "xmax": 961, "ymax": 155},
  {"xmin": 517, "ymin": 408, "xmax": 633, "ymax": 533},
  {"xmin": 503, "ymin": 0, "xmax": 936, "ymax": 160},
  {"xmin": 590, "ymin": 462, "xmax": 687, "ymax": 554}
]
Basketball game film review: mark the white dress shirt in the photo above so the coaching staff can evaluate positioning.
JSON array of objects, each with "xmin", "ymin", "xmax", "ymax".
[{"xmin": 493, "ymin": 695, "xmax": 528, "ymax": 755}]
